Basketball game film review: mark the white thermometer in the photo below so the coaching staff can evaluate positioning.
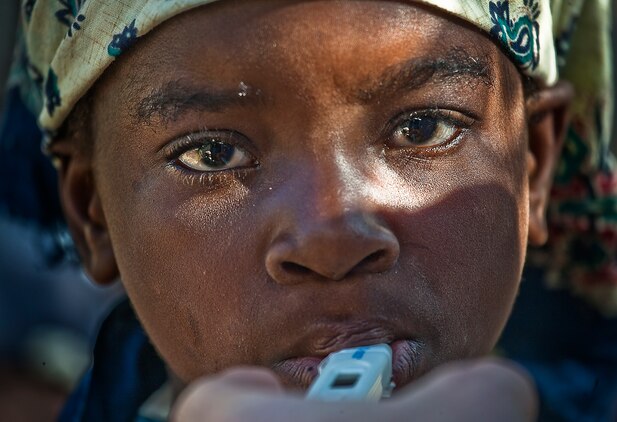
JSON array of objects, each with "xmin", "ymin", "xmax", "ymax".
[{"xmin": 306, "ymin": 344, "xmax": 394, "ymax": 402}]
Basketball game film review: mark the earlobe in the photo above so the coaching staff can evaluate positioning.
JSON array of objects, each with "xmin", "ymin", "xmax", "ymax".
[
  {"xmin": 525, "ymin": 80, "xmax": 574, "ymax": 246},
  {"xmin": 83, "ymin": 191, "xmax": 119, "ymax": 283},
  {"xmin": 53, "ymin": 142, "xmax": 119, "ymax": 284}
]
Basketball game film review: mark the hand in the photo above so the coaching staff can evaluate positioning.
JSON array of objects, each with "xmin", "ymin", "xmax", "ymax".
[{"xmin": 171, "ymin": 358, "xmax": 538, "ymax": 422}]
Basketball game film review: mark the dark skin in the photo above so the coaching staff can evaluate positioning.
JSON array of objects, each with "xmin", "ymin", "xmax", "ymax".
[{"xmin": 50, "ymin": 0, "xmax": 572, "ymax": 419}]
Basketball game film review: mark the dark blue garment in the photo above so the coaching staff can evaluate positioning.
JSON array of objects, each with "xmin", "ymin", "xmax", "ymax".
[
  {"xmin": 500, "ymin": 266, "xmax": 617, "ymax": 422},
  {"xmin": 0, "ymin": 84, "xmax": 77, "ymax": 269},
  {"xmin": 58, "ymin": 300, "xmax": 166, "ymax": 422},
  {"xmin": 0, "ymin": 85, "xmax": 63, "ymax": 229}
]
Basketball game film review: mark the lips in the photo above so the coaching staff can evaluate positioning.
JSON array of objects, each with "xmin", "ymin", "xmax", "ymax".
[
  {"xmin": 271, "ymin": 356, "xmax": 324, "ymax": 389},
  {"xmin": 390, "ymin": 339, "xmax": 425, "ymax": 388},
  {"xmin": 272, "ymin": 332, "xmax": 425, "ymax": 390}
]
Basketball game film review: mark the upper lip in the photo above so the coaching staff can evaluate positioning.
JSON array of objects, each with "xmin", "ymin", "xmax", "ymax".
[{"xmin": 287, "ymin": 319, "xmax": 403, "ymax": 358}]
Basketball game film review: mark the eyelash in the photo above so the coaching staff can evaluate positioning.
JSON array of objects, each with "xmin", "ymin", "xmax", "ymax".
[
  {"xmin": 162, "ymin": 108, "xmax": 476, "ymax": 185},
  {"xmin": 384, "ymin": 108, "xmax": 476, "ymax": 157},
  {"xmin": 164, "ymin": 131, "xmax": 237, "ymax": 158},
  {"xmin": 164, "ymin": 130, "xmax": 259, "ymax": 182},
  {"xmin": 165, "ymin": 165, "xmax": 252, "ymax": 188}
]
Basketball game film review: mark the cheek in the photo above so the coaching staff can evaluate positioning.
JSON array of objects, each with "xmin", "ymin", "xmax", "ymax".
[
  {"xmin": 100, "ymin": 170, "xmax": 268, "ymax": 381},
  {"xmin": 401, "ymin": 184, "xmax": 525, "ymax": 356},
  {"xmin": 386, "ymin": 138, "xmax": 529, "ymax": 359}
]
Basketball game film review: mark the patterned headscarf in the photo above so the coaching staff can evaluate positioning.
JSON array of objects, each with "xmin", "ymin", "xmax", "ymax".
[{"xmin": 16, "ymin": 0, "xmax": 616, "ymax": 315}]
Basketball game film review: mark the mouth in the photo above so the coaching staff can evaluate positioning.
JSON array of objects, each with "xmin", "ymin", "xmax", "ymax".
[{"xmin": 271, "ymin": 338, "xmax": 425, "ymax": 391}]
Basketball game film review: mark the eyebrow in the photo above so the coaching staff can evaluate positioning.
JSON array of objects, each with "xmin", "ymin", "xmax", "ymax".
[
  {"xmin": 134, "ymin": 80, "xmax": 263, "ymax": 126},
  {"xmin": 134, "ymin": 47, "xmax": 492, "ymax": 126},
  {"xmin": 355, "ymin": 47, "xmax": 493, "ymax": 102}
]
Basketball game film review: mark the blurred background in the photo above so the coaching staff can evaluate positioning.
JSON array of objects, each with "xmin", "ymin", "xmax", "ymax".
[
  {"xmin": 0, "ymin": 3, "xmax": 123, "ymax": 420},
  {"xmin": 0, "ymin": 3, "xmax": 17, "ymax": 115},
  {"xmin": 0, "ymin": 2, "xmax": 616, "ymax": 422}
]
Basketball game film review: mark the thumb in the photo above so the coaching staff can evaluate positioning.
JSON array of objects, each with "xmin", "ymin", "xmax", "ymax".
[
  {"xmin": 171, "ymin": 367, "xmax": 284, "ymax": 422},
  {"xmin": 210, "ymin": 366, "xmax": 285, "ymax": 392},
  {"xmin": 391, "ymin": 358, "xmax": 538, "ymax": 422}
]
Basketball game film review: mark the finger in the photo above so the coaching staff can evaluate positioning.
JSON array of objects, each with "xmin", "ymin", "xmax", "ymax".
[
  {"xmin": 215, "ymin": 366, "xmax": 285, "ymax": 393},
  {"xmin": 171, "ymin": 367, "xmax": 385, "ymax": 422},
  {"xmin": 171, "ymin": 367, "xmax": 284, "ymax": 422},
  {"xmin": 391, "ymin": 358, "xmax": 538, "ymax": 422}
]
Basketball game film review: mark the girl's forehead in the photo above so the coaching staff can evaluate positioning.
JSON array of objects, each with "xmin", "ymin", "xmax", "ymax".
[
  {"xmin": 105, "ymin": 3, "xmax": 509, "ymax": 104},
  {"xmin": 155, "ymin": 4, "xmax": 475, "ymax": 60}
]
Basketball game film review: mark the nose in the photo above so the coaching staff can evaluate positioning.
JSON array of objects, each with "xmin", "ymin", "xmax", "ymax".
[{"xmin": 266, "ymin": 212, "xmax": 400, "ymax": 284}]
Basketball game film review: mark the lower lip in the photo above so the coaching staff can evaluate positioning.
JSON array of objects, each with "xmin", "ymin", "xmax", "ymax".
[
  {"xmin": 273, "ymin": 339, "xmax": 424, "ymax": 391},
  {"xmin": 390, "ymin": 339, "xmax": 424, "ymax": 388},
  {"xmin": 272, "ymin": 356, "xmax": 324, "ymax": 389}
]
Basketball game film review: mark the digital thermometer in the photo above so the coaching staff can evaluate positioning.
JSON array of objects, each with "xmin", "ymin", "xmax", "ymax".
[{"xmin": 305, "ymin": 344, "xmax": 394, "ymax": 402}]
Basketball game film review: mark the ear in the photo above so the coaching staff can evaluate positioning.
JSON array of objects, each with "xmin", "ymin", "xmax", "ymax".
[
  {"xmin": 525, "ymin": 80, "xmax": 574, "ymax": 246},
  {"xmin": 50, "ymin": 140, "xmax": 119, "ymax": 285}
]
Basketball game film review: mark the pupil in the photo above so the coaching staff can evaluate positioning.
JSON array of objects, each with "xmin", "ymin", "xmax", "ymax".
[
  {"xmin": 403, "ymin": 117, "xmax": 437, "ymax": 144},
  {"xmin": 199, "ymin": 142, "xmax": 234, "ymax": 167}
]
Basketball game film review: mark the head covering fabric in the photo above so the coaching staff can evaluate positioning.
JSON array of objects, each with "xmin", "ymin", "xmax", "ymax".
[{"xmin": 16, "ymin": 0, "xmax": 617, "ymax": 315}]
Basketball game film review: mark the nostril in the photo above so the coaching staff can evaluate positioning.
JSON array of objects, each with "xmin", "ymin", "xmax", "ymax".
[
  {"xmin": 267, "ymin": 225, "xmax": 400, "ymax": 284},
  {"xmin": 357, "ymin": 250, "xmax": 387, "ymax": 270},
  {"xmin": 281, "ymin": 261, "xmax": 313, "ymax": 276}
]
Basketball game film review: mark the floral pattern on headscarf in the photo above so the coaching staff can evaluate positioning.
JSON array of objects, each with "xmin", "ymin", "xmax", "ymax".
[{"xmin": 490, "ymin": 0, "xmax": 542, "ymax": 71}]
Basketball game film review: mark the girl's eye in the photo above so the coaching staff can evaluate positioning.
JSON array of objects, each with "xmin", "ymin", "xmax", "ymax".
[
  {"xmin": 177, "ymin": 139, "xmax": 254, "ymax": 172},
  {"xmin": 389, "ymin": 113, "xmax": 467, "ymax": 149}
]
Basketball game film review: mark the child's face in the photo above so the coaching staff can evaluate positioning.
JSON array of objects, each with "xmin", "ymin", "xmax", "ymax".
[{"xmin": 82, "ymin": 0, "xmax": 539, "ymax": 389}]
